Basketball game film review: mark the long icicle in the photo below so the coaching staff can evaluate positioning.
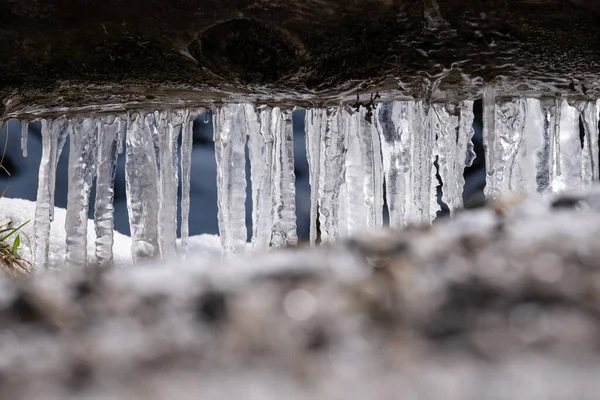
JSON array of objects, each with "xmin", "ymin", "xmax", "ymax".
[
  {"xmin": 413, "ymin": 101, "xmax": 438, "ymax": 223},
  {"xmin": 125, "ymin": 112, "xmax": 160, "ymax": 262},
  {"xmin": 65, "ymin": 116, "xmax": 98, "ymax": 267},
  {"xmin": 457, "ymin": 100, "xmax": 476, "ymax": 204},
  {"xmin": 432, "ymin": 103, "xmax": 461, "ymax": 214},
  {"xmin": 21, "ymin": 120, "xmax": 28, "ymax": 158},
  {"xmin": 94, "ymin": 115, "xmax": 121, "ymax": 267},
  {"xmin": 345, "ymin": 106, "xmax": 383, "ymax": 235},
  {"xmin": 34, "ymin": 117, "xmax": 69, "ymax": 269},
  {"xmin": 579, "ymin": 101, "xmax": 599, "ymax": 186},
  {"xmin": 554, "ymin": 100, "xmax": 582, "ymax": 192},
  {"xmin": 540, "ymin": 99, "xmax": 560, "ymax": 192},
  {"xmin": 270, "ymin": 107, "xmax": 297, "ymax": 247},
  {"xmin": 305, "ymin": 109, "xmax": 325, "ymax": 245},
  {"xmin": 375, "ymin": 101, "xmax": 414, "ymax": 228},
  {"xmin": 318, "ymin": 107, "xmax": 346, "ymax": 243},
  {"xmin": 247, "ymin": 105, "xmax": 273, "ymax": 250},
  {"xmin": 492, "ymin": 99, "xmax": 527, "ymax": 195},
  {"xmin": 213, "ymin": 104, "xmax": 248, "ymax": 253},
  {"xmin": 156, "ymin": 110, "xmax": 184, "ymax": 258},
  {"xmin": 482, "ymin": 85, "xmax": 496, "ymax": 198},
  {"xmin": 180, "ymin": 110, "xmax": 196, "ymax": 256},
  {"xmin": 337, "ymin": 108, "xmax": 350, "ymax": 238}
]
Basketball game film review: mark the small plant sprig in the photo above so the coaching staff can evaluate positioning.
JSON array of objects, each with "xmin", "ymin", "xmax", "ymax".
[
  {"xmin": 0, "ymin": 123, "xmax": 33, "ymax": 275},
  {"xmin": 0, "ymin": 218, "xmax": 32, "ymax": 275}
]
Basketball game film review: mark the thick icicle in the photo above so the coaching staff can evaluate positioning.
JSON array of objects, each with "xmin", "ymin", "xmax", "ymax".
[
  {"xmin": 539, "ymin": 99, "xmax": 561, "ymax": 192},
  {"xmin": 34, "ymin": 117, "xmax": 69, "ymax": 268},
  {"xmin": 155, "ymin": 110, "xmax": 184, "ymax": 258},
  {"xmin": 318, "ymin": 107, "xmax": 347, "ymax": 242},
  {"xmin": 213, "ymin": 104, "xmax": 248, "ymax": 253},
  {"xmin": 432, "ymin": 103, "xmax": 461, "ymax": 214},
  {"xmin": 125, "ymin": 112, "xmax": 160, "ymax": 262},
  {"xmin": 247, "ymin": 106, "xmax": 273, "ymax": 250},
  {"xmin": 21, "ymin": 120, "xmax": 28, "ymax": 158},
  {"xmin": 414, "ymin": 101, "xmax": 439, "ymax": 223},
  {"xmin": 482, "ymin": 85, "xmax": 497, "ymax": 198},
  {"xmin": 94, "ymin": 115, "xmax": 121, "ymax": 267},
  {"xmin": 553, "ymin": 100, "xmax": 582, "ymax": 192},
  {"xmin": 344, "ymin": 106, "xmax": 384, "ymax": 235},
  {"xmin": 375, "ymin": 101, "xmax": 414, "ymax": 228},
  {"xmin": 488, "ymin": 99, "xmax": 527, "ymax": 196},
  {"xmin": 579, "ymin": 101, "xmax": 599, "ymax": 186},
  {"xmin": 65, "ymin": 117, "xmax": 98, "ymax": 267},
  {"xmin": 513, "ymin": 99, "xmax": 545, "ymax": 194},
  {"xmin": 180, "ymin": 111, "xmax": 196, "ymax": 256},
  {"xmin": 270, "ymin": 108, "xmax": 297, "ymax": 247},
  {"xmin": 460, "ymin": 101, "xmax": 477, "ymax": 169},
  {"xmin": 305, "ymin": 109, "xmax": 325, "ymax": 245}
]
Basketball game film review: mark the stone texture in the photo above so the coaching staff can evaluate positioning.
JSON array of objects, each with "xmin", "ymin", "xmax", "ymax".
[{"xmin": 1, "ymin": 0, "xmax": 600, "ymax": 118}]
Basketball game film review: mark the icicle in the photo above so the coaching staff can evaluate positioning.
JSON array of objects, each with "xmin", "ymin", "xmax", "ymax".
[
  {"xmin": 579, "ymin": 101, "xmax": 599, "ymax": 186},
  {"xmin": 460, "ymin": 101, "xmax": 477, "ymax": 169},
  {"xmin": 213, "ymin": 104, "xmax": 248, "ymax": 253},
  {"xmin": 155, "ymin": 110, "xmax": 184, "ymax": 258},
  {"xmin": 344, "ymin": 106, "xmax": 384, "ymax": 235},
  {"xmin": 247, "ymin": 105, "xmax": 273, "ymax": 250},
  {"xmin": 539, "ymin": 99, "xmax": 560, "ymax": 192},
  {"xmin": 305, "ymin": 109, "xmax": 325, "ymax": 245},
  {"xmin": 180, "ymin": 110, "xmax": 196, "ymax": 256},
  {"xmin": 432, "ymin": 103, "xmax": 461, "ymax": 214},
  {"xmin": 117, "ymin": 117, "xmax": 125, "ymax": 155},
  {"xmin": 413, "ymin": 101, "xmax": 438, "ymax": 223},
  {"xmin": 375, "ymin": 101, "xmax": 415, "ymax": 228},
  {"xmin": 482, "ymin": 85, "xmax": 496, "ymax": 198},
  {"xmin": 553, "ymin": 100, "xmax": 582, "ymax": 192},
  {"xmin": 489, "ymin": 99, "xmax": 527, "ymax": 196},
  {"xmin": 65, "ymin": 116, "xmax": 98, "ymax": 267},
  {"xmin": 270, "ymin": 108, "xmax": 297, "ymax": 247},
  {"xmin": 125, "ymin": 112, "xmax": 160, "ymax": 262},
  {"xmin": 337, "ymin": 108, "xmax": 350, "ymax": 238},
  {"xmin": 21, "ymin": 120, "xmax": 28, "ymax": 158},
  {"xmin": 34, "ymin": 117, "xmax": 69, "ymax": 269},
  {"xmin": 513, "ymin": 99, "xmax": 545, "ymax": 194},
  {"xmin": 94, "ymin": 115, "xmax": 121, "ymax": 267},
  {"xmin": 318, "ymin": 107, "xmax": 347, "ymax": 243}
]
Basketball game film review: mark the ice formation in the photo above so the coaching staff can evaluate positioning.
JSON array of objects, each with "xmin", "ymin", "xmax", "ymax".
[{"xmin": 4, "ymin": 91, "xmax": 598, "ymax": 269}]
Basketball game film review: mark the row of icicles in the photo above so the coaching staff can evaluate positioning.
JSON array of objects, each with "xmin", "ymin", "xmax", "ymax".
[{"xmin": 2, "ymin": 90, "xmax": 600, "ymax": 268}]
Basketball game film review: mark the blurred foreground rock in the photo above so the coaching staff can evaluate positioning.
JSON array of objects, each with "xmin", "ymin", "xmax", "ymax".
[{"xmin": 2, "ymin": 189, "xmax": 600, "ymax": 398}]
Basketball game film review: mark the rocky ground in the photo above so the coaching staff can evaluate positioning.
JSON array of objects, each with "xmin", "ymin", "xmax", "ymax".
[{"xmin": 2, "ymin": 189, "xmax": 600, "ymax": 398}]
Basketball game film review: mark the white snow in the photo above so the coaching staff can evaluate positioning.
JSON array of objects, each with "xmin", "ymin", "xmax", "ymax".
[{"xmin": 0, "ymin": 197, "xmax": 222, "ymax": 270}]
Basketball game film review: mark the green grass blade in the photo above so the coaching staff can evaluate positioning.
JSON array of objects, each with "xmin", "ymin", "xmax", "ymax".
[
  {"xmin": 11, "ymin": 235, "xmax": 20, "ymax": 255},
  {"xmin": 0, "ymin": 220, "xmax": 30, "ymax": 242}
]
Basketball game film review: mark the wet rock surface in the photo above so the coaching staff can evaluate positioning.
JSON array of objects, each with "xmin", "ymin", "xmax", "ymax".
[
  {"xmin": 3, "ymin": 189, "xmax": 600, "ymax": 398},
  {"xmin": 1, "ymin": 0, "xmax": 600, "ymax": 118}
]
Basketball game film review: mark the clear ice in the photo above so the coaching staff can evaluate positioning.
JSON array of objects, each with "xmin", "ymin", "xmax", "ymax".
[
  {"xmin": 17, "ymin": 91, "xmax": 600, "ymax": 267},
  {"xmin": 344, "ymin": 106, "xmax": 383, "ymax": 234},
  {"xmin": 213, "ymin": 104, "xmax": 248, "ymax": 254},
  {"xmin": 34, "ymin": 117, "xmax": 70, "ymax": 268},
  {"xmin": 180, "ymin": 111, "xmax": 197, "ymax": 256},
  {"xmin": 125, "ymin": 112, "xmax": 160, "ymax": 262},
  {"xmin": 94, "ymin": 116, "xmax": 122, "ymax": 267},
  {"xmin": 269, "ymin": 107, "xmax": 297, "ymax": 247},
  {"xmin": 21, "ymin": 120, "xmax": 28, "ymax": 158},
  {"xmin": 317, "ymin": 107, "xmax": 347, "ymax": 242},
  {"xmin": 65, "ymin": 116, "xmax": 98, "ymax": 267}
]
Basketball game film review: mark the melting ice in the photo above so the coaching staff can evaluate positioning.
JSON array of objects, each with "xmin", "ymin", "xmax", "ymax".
[{"xmin": 7, "ymin": 92, "xmax": 599, "ymax": 269}]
